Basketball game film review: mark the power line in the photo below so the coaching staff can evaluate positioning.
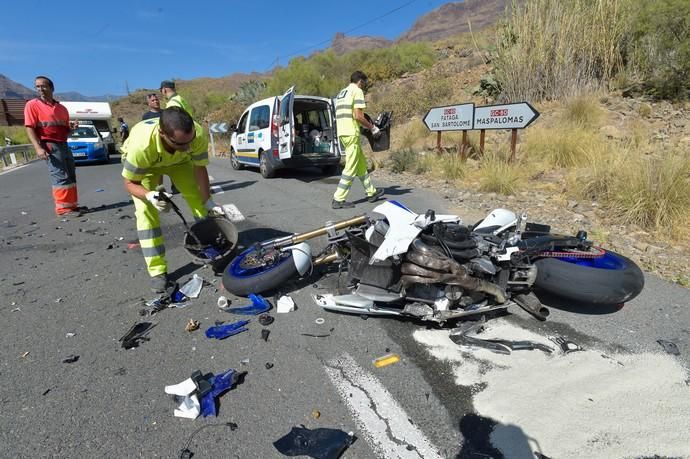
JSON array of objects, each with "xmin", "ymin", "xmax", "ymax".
[{"xmin": 269, "ymin": 0, "xmax": 420, "ymax": 70}]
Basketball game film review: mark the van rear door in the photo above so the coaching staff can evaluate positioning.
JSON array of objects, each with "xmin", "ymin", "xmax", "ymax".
[
  {"xmin": 329, "ymin": 97, "xmax": 342, "ymax": 155},
  {"xmin": 278, "ymin": 86, "xmax": 295, "ymax": 160}
]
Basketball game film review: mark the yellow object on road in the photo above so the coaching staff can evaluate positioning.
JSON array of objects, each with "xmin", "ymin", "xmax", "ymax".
[{"xmin": 373, "ymin": 353, "xmax": 400, "ymax": 368}]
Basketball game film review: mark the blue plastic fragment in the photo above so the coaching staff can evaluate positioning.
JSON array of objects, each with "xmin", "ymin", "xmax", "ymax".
[
  {"xmin": 202, "ymin": 246, "xmax": 222, "ymax": 259},
  {"xmin": 205, "ymin": 320, "xmax": 250, "ymax": 340},
  {"xmin": 222, "ymin": 293, "xmax": 271, "ymax": 315},
  {"xmin": 200, "ymin": 368, "xmax": 238, "ymax": 417},
  {"xmin": 171, "ymin": 289, "xmax": 187, "ymax": 303}
]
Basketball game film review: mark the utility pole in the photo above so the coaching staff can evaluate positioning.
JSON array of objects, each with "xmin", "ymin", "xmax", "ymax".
[{"xmin": 125, "ymin": 80, "xmax": 130, "ymax": 95}]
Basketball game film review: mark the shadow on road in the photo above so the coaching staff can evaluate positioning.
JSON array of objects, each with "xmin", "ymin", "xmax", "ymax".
[
  {"xmin": 535, "ymin": 289, "xmax": 625, "ymax": 315},
  {"xmin": 456, "ymin": 413, "xmax": 548, "ymax": 459},
  {"xmin": 210, "ymin": 179, "xmax": 256, "ymax": 192},
  {"xmin": 85, "ymin": 200, "xmax": 134, "ymax": 214}
]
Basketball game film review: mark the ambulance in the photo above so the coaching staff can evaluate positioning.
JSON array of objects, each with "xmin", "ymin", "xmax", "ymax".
[{"xmin": 230, "ymin": 87, "xmax": 342, "ymax": 178}]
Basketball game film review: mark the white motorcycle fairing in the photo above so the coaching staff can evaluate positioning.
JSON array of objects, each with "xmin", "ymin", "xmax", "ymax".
[{"xmin": 369, "ymin": 200, "xmax": 461, "ymax": 263}]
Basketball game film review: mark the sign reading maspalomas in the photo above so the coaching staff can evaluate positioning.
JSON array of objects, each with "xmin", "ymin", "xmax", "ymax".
[
  {"xmin": 472, "ymin": 102, "xmax": 539, "ymax": 130},
  {"xmin": 423, "ymin": 103, "xmax": 474, "ymax": 131}
]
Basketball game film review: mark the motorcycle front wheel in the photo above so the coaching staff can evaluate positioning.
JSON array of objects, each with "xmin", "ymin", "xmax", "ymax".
[
  {"xmin": 222, "ymin": 245, "xmax": 298, "ymax": 296},
  {"xmin": 534, "ymin": 249, "xmax": 644, "ymax": 305}
]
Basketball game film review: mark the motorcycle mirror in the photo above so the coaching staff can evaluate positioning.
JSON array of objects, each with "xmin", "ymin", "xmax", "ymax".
[{"xmin": 425, "ymin": 209, "xmax": 436, "ymax": 222}]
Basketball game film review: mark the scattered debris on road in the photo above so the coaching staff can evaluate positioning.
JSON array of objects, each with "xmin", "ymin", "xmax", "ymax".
[
  {"xmin": 221, "ymin": 293, "xmax": 271, "ymax": 315},
  {"xmin": 185, "ymin": 319, "xmax": 200, "ymax": 332},
  {"xmin": 657, "ymin": 339, "xmax": 680, "ymax": 356},
  {"xmin": 273, "ymin": 425, "xmax": 355, "ymax": 459},
  {"xmin": 373, "ymin": 353, "xmax": 401, "ymax": 368},
  {"xmin": 120, "ymin": 321, "xmax": 156, "ymax": 349},
  {"xmin": 205, "ymin": 320, "xmax": 249, "ymax": 340},
  {"xmin": 62, "ymin": 354, "xmax": 79, "ymax": 363},
  {"xmin": 276, "ymin": 295, "xmax": 296, "ymax": 313},
  {"xmin": 549, "ymin": 335, "xmax": 584, "ymax": 354}
]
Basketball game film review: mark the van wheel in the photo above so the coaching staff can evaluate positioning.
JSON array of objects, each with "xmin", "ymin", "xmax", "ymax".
[
  {"xmin": 259, "ymin": 152, "xmax": 275, "ymax": 178},
  {"xmin": 230, "ymin": 148, "xmax": 244, "ymax": 170}
]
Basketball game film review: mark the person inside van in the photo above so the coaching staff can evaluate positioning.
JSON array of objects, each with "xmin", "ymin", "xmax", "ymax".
[{"xmin": 331, "ymin": 70, "xmax": 384, "ymax": 209}]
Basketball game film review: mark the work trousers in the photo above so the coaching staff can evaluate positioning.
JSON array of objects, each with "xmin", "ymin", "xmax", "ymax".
[
  {"xmin": 44, "ymin": 141, "xmax": 78, "ymax": 215},
  {"xmin": 133, "ymin": 161, "xmax": 207, "ymax": 277},
  {"xmin": 333, "ymin": 135, "xmax": 376, "ymax": 202}
]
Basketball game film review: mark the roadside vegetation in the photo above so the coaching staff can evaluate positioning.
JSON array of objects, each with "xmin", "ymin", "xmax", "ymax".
[{"xmin": 102, "ymin": 0, "xmax": 689, "ymax": 256}]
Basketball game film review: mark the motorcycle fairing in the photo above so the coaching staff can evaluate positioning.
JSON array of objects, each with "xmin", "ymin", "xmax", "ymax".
[{"xmin": 369, "ymin": 200, "xmax": 461, "ymax": 263}]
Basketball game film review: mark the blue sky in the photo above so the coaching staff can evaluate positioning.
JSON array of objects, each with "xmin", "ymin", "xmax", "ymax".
[{"xmin": 1, "ymin": 0, "xmax": 450, "ymax": 96}]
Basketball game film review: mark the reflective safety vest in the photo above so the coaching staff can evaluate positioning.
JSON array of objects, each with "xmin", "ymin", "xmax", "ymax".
[
  {"xmin": 23, "ymin": 98, "xmax": 70, "ymax": 142},
  {"xmin": 121, "ymin": 118, "xmax": 208, "ymax": 182},
  {"xmin": 166, "ymin": 94, "xmax": 194, "ymax": 118},
  {"xmin": 334, "ymin": 83, "xmax": 366, "ymax": 137}
]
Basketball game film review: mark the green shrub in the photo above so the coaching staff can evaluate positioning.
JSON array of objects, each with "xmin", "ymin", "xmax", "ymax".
[
  {"xmin": 624, "ymin": 0, "xmax": 690, "ymax": 100},
  {"xmin": 389, "ymin": 148, "xmax": 418, "ymax": 173},
  {"xmin": 478, "ymin": 151, "xmax": 523, "ymax": 195}
]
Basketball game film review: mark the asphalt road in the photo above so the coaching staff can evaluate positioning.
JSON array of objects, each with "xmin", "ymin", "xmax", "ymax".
[{"xmin": 1, "ymin": 156, "xmax": 688, "ymax": 458}]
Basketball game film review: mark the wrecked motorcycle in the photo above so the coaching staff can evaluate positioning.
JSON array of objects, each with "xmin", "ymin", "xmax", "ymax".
[{"xmin": 222, "ymin": 201, "xmax": 645, "ymax": 324}]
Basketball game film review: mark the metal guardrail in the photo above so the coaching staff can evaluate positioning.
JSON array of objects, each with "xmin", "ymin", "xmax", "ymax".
[{"xmin": 0, "ymin": 144, "xmax": 35, "ymax": 168}]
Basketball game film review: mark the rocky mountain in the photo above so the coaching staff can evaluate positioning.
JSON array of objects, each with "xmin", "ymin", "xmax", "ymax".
[
  {"xmin": 397, "ymin": 0, "xmax": 510, "ymax": 42},
  {"xmin": 0, "ymin": 74, "xmax": 34, "ymax": 99},
  {"xmin": 328, "ymin": 0, "xmax": 511, "ymax": 53},
  {"xmin": 330, "ymin": 32, "xmax": 392, "ymax": 55},
  {"xmin": 0, "ymin": 74, "xmax": 115, "ymax": 101}
]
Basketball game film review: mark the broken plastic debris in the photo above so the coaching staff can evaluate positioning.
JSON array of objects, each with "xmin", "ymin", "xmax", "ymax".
[
  {"xmin": 261, "ymin": 329, "xmax": 270, "ymax": 342},
  {"xmin": 21, "ymin": 351, "xmax": 30, "ymax": 358},
  {"xmin": 276, "ymin": 295, "xmax": 295, "ymax": 313},
  {"xmin": 549, "ymin": 335, "xmax": 583, "ymax": 354},
  {"xmin": 222, "ymin": 293, "xmax": 271, "ymax": 315},
  {"xmin": 217, "ymin": 296, "xmax": 230, "ymax": 309},
  {"xmin": 221, "ymin": 203, "xmax": 245, "ymax": 222},
  {"xmin": 165, "ymin": 377, "xmax": 197, "ymax": 397},
  {"xmin": 311, "ymin": 410, "xmax": 321, "ymax": 419},
  {"xmin": 175, "ymin": 394, "xmax": 201, "ymax": 419},
  {"xmin": 273, "ymin": 425, "xmax": 355, "ymax": 459},
  {"xmin": 200, "ymin": 368, "xmax": 240, "ymax": 417},
  {"xmin": 185, "ymin": 319, "xmax": 200, "ymax": 332},
  {"xmin": 179, "ymin": 274, "xmax": 203, "ymax": 299},
  {"xmin": 373, "ymin": 353, "xmax": 400, "ymax": 368},
  {"xmin": 258, "ymin": 314, "xmax": 274, "ymax": 326},
  {"xmin": 265, "ymin": 362, "xmax": 274, "ymax": 369},
  {"xmin": 657, "ymin": 339, "xmax": 680, "ymax": 356},
  {"xmin": 120, "ymin": 321, "xmax": 157, "ymax": 349},
  {"xmin": 315, "ymin": 318, "xmax": 325, "ymax": 325},
  {"xmin": 62, "ymin": 354, "xmax": 79, "ymax": 363},
  {"xmin": 205, "ymin": 320, "xmax": 249, "ymax": 340},
  {"xmin": 65, "ymin": 332, "xmax": 76, "ymax": 338}
]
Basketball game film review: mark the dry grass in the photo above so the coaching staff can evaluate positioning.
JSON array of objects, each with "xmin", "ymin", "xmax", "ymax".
[
  {"xmin": 495, "ymin": 0, "xmax": 627, "ymax": 101},
  {"xmin": 477, "ymin": 150, "xmax": 524, "ymax": 195},
  {"xmin": 562, "ymin": 95, "xmax": 603, "ymax": 129},
  {"xmin": 523, "ymin": 125, "xmax": 599, "ymax": 168}
]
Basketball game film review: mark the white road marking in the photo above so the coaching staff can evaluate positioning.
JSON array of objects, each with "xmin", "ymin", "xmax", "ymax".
[{"xmin": 324, "ymin": 353, "xmax": 443, "ymax": 459}]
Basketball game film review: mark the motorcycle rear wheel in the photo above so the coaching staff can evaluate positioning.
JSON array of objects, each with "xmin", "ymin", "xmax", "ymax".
[
  {"xmin": 222, "ymin": 245, "xmax": 298, "ymax": 296},
  {"xmin": 534, "ymin": 249, "xmax": 644, "ymax": 305}
]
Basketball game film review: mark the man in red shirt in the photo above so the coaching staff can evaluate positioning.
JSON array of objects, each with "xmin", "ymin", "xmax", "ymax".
[{"xmin": 24, "ymin": 76, "xmax": 82, "ymax": 217}]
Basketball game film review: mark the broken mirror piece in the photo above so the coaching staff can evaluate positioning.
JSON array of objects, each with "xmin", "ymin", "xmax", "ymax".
[{"xmin": 274, "ymin": 425, "xmax": 355, "ymax": 459}]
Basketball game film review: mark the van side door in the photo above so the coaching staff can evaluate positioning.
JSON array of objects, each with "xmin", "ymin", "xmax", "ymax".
[
  {"xmin": 235, "ymin": 111, "xmax": 252, "ymax": 164},
  {"xmin": 329, "ymin": 97, "xmax": 342, "ymax": 156},
  {"xmin": 278, "ymin": 86, "xmax": 295, "ymax": 160},
  {"xmin": 248, "ymin": 104, "xmax": 271, "ymax": 157}
]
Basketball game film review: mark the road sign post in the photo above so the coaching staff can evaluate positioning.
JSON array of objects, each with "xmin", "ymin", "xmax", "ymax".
[
  {"xmin": 472, "ymin": 102, "xmax": 539, "ymax": 160},
  {"xmin": 208, "ymin": 122, "xmax": 229, "ymax": 157},
  {"xmin": 423, "ymin": 103, "xmax": 474, "ymax": 153},
  {"xmin": 423, "ymin": 101, "xmax": 539, "ymax": 160}
]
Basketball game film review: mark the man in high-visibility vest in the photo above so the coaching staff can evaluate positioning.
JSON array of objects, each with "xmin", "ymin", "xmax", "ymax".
[
  {"xmin": 24, "ymin": 75, "xmax": 83, "ymax": 218},
  {"xmin": 160, "ymin": 80, "xmax": 193, "ymax": 118},
  {"xmin": 331, "ymin": 70, "xmax": 384, "ymax": 209},
  {"xmin": 121, "ymin": 106, "xmax": 223, "ymax": 293}
]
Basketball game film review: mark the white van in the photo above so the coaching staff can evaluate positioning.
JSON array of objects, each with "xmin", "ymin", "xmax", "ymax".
[
  {"xmin": 62, "ymin": 101, "xmax": 117, "ymax": 155},
  {"xmin": 230, "ymin": 87, "xmax": 342, "ymax": 178}
]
